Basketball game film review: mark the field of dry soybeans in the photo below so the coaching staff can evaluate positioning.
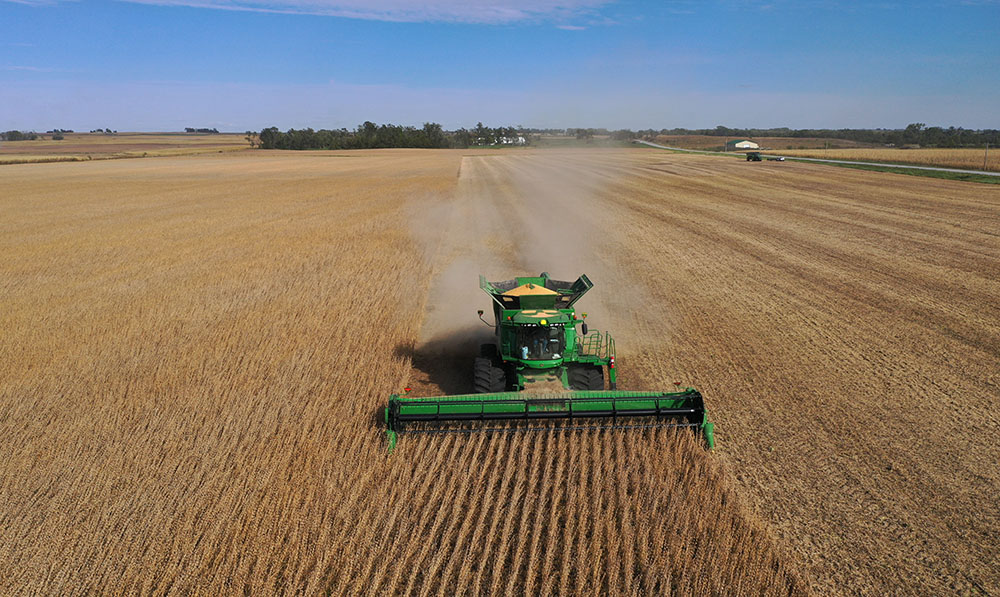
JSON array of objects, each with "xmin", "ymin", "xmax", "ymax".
[
  {"xmin": 773, "ymin": 147, "xmax": 999, "ymax": 172},
  {"xmin": 1, "ymin": 147, "xmax": 997, "ymax": 595}
]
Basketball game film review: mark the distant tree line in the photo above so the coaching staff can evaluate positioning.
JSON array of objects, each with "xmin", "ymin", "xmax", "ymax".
[
  {"xmin": 42, "ymin": 128, "xmax": 73, "ymax": 140},
  {"xmin": 185, "ymin": 127, "xmax": 220, "ymax": 134},
  {"xmin": 2, "ymin": 129, "xmax": 78, "ymax": 141},
  {"xmin": 255, "ymin": 122, "xmax": 998, "ymax": 150},
  {"xmin": 259, "ymin": 122, "xmax": 447, "ymax": 149},
  {"xmin": 645, "ymin": 124, "xmax": 999, "ymax": 148},
  {"xmin": 257, "ymin": 121, "xmax": 531, "ymax": 150},
  {"xmin": 1, "ymin": 130, "xmax": 39, "ymax": 141}
]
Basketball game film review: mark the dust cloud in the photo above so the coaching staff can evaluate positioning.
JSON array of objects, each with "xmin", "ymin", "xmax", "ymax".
[
  {"xmin": 406, "ymin": 151, "xmax": 658, "ymax": 394},
  {"xmin": 501, "ymin": 152, "xmax": 659, "ymax": 352}
]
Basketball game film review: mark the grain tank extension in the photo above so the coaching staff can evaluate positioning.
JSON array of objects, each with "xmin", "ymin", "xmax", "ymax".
[{"xmin": 384, "ymin": 273, "xmax": 714, "ymax": 451}]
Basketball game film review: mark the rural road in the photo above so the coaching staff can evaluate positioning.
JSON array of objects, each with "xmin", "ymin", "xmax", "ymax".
[{"xmin": 636, "ymin": 139, "xmax": 1000, "ymax": 177}]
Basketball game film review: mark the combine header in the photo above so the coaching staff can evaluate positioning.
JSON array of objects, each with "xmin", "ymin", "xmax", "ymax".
[{"xmin": 385, "ymin": 273, "xmax": 714, "ymax": 451}]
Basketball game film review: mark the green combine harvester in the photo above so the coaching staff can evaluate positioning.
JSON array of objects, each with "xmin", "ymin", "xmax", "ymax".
[{"xmin": 385, "ymin": 273, "xmax": 714, "ymax": 452}]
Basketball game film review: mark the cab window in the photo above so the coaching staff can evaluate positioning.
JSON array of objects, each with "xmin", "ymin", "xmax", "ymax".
[{"xmin": 516, "ymin": 326, "xmax": 565, "ymax": 360}]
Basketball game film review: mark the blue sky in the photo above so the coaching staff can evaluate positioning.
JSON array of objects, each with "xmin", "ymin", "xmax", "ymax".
[{"xmin": 1, "ymin": 0, "xmax": 998, "ymax": 131}]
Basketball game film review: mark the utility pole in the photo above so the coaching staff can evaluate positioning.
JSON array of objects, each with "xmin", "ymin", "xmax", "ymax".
[{"xmin": 985, "ymin": 142, "xmax": 990, "ymax": 171}]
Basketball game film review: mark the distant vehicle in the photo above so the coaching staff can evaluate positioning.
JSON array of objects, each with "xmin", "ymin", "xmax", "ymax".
[
  {"xmin": 767, "ymin": 157, "xmax": 786, "ymax": 162},
  {"xmin": 746, "ymin": 152, "xmax": 762, "ymax": 161}
]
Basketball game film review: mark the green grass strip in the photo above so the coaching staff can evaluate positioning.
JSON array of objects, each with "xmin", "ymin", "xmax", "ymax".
[{"xmin": 790, "ymin": 160, "xmax": 1000, "ymax": 184}]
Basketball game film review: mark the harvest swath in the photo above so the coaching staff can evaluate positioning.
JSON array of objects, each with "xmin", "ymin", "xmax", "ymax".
[{"xmin": 1, "ymin": 148, "xmax": 997, "ymax": 595}]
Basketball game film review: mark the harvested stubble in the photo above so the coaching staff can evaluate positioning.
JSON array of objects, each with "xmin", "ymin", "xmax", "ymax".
[
  {"xmin": 0, "ymin": 132, "xmax": 249, "ymax": 160},
  {"xmin": 0, "ymin": 150, "xmax": 802, "ymax": 595}
]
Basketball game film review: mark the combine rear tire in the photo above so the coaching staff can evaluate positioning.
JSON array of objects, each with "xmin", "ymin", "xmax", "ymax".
[
  {"xmin": 474, "ymin": 357, "xmax": 506, "ymax": 393},
  {"xmin": 569, "ymin": 366, "xmax": 604, "ymax": 391}
]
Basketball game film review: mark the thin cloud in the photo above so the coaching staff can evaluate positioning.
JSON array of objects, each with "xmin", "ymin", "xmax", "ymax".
[
  {"xmin": 556, "ymin": 24, "xmax": 587, "ymax": 30},
  {"xmin": 119, "ymin": 0, "xmax": 613, "ymax": 24},
  {"xmin": 1, "ymin": 64, "xmax": 82, "ymax": 74},
  {"xmin": 2, "ymin": 65, "xmax": 57, "ymax": 71}
]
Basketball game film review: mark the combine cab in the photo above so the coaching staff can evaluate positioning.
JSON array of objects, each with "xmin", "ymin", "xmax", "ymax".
[
  {"xmin": 476, "ymin": 273, "xmax": 612, "ymax": 392},
  {"xmin": 385, "ymin": 273, "xmax": 714, "ymax": 451}
]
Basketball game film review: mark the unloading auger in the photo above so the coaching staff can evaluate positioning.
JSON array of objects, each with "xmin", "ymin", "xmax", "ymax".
[{"xmin": 385, "ymin": 273, "xmax": 714, "ymax": 452}]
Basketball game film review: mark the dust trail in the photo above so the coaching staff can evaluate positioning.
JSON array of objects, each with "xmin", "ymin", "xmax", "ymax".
[
  {"xmin": 499, "ymin": 151, "xmax": 661, "ymax": 356},
  {"xmin": 406, "ymin": 150, "xmax": 661, "ymax": 395},
  {"xmin": 403, "ymin": 157, "xmax": 520, "ymax": 395}
]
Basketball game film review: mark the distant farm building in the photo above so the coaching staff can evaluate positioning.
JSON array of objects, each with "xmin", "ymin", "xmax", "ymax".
[
  {"xmin": 473, "ymin": 136, "xmax": 527, "ymax": 146},
  {"xmin": 730, "ymin": 139, "xmax": 759, "ymax": 150}
]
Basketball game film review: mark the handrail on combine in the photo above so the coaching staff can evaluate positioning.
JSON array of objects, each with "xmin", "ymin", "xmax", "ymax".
[{"xmin": 577, "ymin": 331, "xmax": 615, "ymax": 360}]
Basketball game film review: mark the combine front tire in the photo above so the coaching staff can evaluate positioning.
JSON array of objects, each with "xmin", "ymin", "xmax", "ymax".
[
  {"xmin": 569, "ymin": 366, "xmax": 604, "ymax": 391},
  {"xmin": 474, "ymin": 357, "xmax": 506, "ymax": 393}
]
